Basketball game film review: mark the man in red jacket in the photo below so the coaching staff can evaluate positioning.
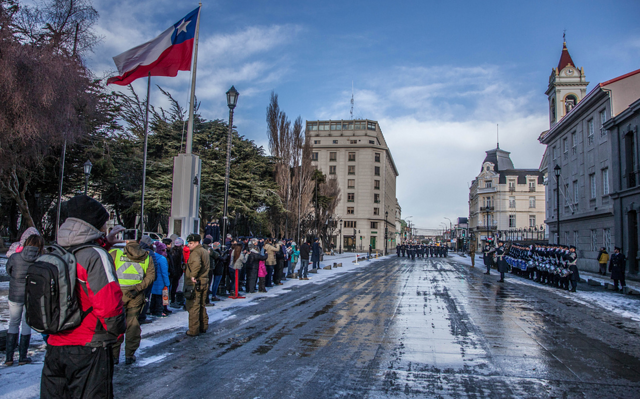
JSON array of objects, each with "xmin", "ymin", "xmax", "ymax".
[{"xmin": 41, "ymin": 195, "xmax": 126, "ymax": 399}]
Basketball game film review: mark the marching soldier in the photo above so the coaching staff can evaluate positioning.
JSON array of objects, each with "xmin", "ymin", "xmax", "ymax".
[
  {"xmin": 469, "ymin": 244, "xmax": 476, "ymax": 267},
  {"xmin": 110, "ymin": 238, "xmax": 156, "ymax": 365},
  {"xmin": 567, "ymin": 245, "xmax": 579, "ymax": 292},
  {"xmin": 495, "ymin": 241, "xmax": 507, "ymax": 282},
  {"xmin": 483, "ymin": 242, "xmax": 494, "ymax": 275}
]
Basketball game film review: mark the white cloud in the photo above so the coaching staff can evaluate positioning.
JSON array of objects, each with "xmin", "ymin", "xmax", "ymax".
[{"xmin": 316, "ymin": 65, "xmax": 548, "ymax": 230}]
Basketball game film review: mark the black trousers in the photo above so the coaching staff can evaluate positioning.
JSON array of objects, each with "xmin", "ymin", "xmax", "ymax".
[
  {"xmin": 169, "ymin": 274, "xmax": 181, "ymax": 303},
  {"xmin": 246, "ymin": 265, "xmax": 258, "ymax": 293},
  {"xmin": 41, "ymin": 345, "xmax": 114, "ymax": 399},
  {"xmin": 274, "ymin": 259, "xmax": 284, "ymax": 284}
]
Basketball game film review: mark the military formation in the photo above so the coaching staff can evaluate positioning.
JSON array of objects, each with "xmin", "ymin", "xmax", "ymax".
[
  {"xmin": 484, "ymin": 242, "xmax": 580, "ymax": 291},
  {"xmin": 396, "ymin": 242, "xmax": 448, "ymax": 259}
]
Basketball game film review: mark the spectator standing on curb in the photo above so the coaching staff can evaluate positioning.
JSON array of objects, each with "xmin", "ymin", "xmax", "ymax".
[
  {"xmin": 311, "ymin": 238, "xmax": 321, "ymax": 269},
  {"xmin": 469, "ymin": 244, "xmax": 476, "ymax": 267},
  {"xmin": 168, "ymin": 238, "xmax": 185, "ymax": 308},
  {"xmin": 184, "ymin": 234, "xmax": 210, "ymax": 337},
  {"xmin": 597, "ymin": 247, "xmax": 609, "ymax": 276},
  {"xmin": 41, "ymin": 195, "xmax": 126, "ymax": 398},
  {"xmin": 609, "ymin": 247, "xmax": 627, "ymax": 291},
  {"xmin": 299, "ymin": 240, "xmax": 311, "ymax": 280},
  {"xmin": 208, "ymin": 241, "xmax": 224, "ymax": 301},
  {"xmin": 150, "ymin": 242, "xmax": 171, "ymax": 317},
  {"xmin": 5, "ymin": 232, "xmax": 43, "ymax": 366},
  {"xmin": 264, "ymin": 239, "xmax": 280, "ymax": 287}
]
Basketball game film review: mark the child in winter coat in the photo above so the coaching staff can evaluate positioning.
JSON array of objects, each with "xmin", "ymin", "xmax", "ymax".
[{"xmin": 258, "ymin": 260, "xmax": 267, "ymax": 292}]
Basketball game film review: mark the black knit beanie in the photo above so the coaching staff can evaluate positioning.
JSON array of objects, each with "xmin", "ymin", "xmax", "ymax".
[{"xmin": 65, "ymin": 195, "xmax": 109, "ymax": 231}]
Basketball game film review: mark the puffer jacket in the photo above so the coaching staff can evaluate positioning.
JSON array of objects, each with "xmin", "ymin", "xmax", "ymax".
[
  {"xmin": 112, "ymin": 242, "xmax": 157, "ymax": 294},
  {"xmin": 7, "ymin": 246, "xmax": 40, "ymax": 303},
  {"xmin": 48, "ymin": 218, "xmax": 125, "ymax": 347},
  {"xmin": 263, "ymin": 243, "xmax": 280, "ymax": 265},
  {"xmin": 151, "ymin": 253, "xmax": 170, "ymax": 295},
  {"xmin": 185, "ymin": 244, "xmax": 210, "ymax": 288}
]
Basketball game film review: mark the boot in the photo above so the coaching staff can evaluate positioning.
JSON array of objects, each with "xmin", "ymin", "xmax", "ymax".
[
  {"xmin": 258, "ymin": 277, "xmax": 266, "ymax": 292},
  {"xmin": 18, "ymin": 334, "xmax": 32, "ymax": 365},
  {"xmin": 4, "ymin": 333, "xmax": 18, "ymax": 366}
]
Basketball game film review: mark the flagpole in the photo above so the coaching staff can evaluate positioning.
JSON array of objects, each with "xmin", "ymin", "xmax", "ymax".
[
  {"xmin": 185, "ymin": 4, "xmax": 201, "ymax": 155},
  {"xmin": 140, "ymin": 72, "xmax": 151, "ymax": 236}
]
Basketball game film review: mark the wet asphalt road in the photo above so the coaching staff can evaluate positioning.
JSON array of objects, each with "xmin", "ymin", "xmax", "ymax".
[{"xmin": 114, "ymin": 256, "xmax": 640, "ymax": 399}]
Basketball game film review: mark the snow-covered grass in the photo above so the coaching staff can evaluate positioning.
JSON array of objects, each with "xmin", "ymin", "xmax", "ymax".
[{"xmin": 0, "ymin": 253, "xmax": 388, "ymax": 398}]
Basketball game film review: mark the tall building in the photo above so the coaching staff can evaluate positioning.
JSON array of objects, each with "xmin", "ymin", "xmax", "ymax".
[
  {"xmin": 468, "ymin": 146, "xmax": 545, "ymax": 251},
  {"xmin": 539, "ymin": 39, "xmax": 640, "ymax": 272},
  {"xmin": 307, "ymin": 119, "xmax": 399, "ymax": 252}
]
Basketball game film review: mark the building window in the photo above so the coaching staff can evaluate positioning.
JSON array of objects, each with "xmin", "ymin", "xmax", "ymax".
[
  {"xmin": 529, "ymin": 180, "xmax": 536, "ymax": 191},
  {"xmin": 564, "ymin": 231, "xmax": 570, "ymax": 246},
  {"xmin": 571, "ymin": 131, "xmax": 577, "ymax": 154},
  {"xmin": 529, "ymin": 196, "xmax": 536, "ymax": 208},
  {"xmin": 311, "ymin": 152, "xmax": 318, "ymax": 161},
  {"xmin": 508, "ymin": 214, "xmax": 516, "ymax": 228},
  {"xmin": 573, "ymin": 181, "xmax": 579, "ymax": 204},
  {"xmin": 374, "ymin": 194, "xmax": 380, "ymax": 203},
  {"xmin": 563, "ymin": 137, "xmax": 569, "ymax": 159},
  {"xmin": 373, "ymin": 208, "xmax": 379, "ymax": 215},
  {"xmin": 314, "ymin": 140, "xmax": 321, "ymax": 144},
  {"xmin": 307, "ymin": 123, "xmax": 317, "ymax": 131},
  {"xmin": 374, "ymin": 166, "xmax": 380, "ymax": 176},
  {"xmin": 508, "ymin": 180, "xmax": 515, "ymax": 191},
  {"xmin": 319, "ymin": 122, "xmax": 329, "ymax": 131},
  {"xmin": 330, "ymin": 122, "xmax": 341, "ymax": 130},
  {"xmin": 348, "ymin": 152, "xmax": 356, "ymax": 161},
  {"xmin": 350, "ymin": 140, "xmax": 357, "ymax": 144},
  {"xmin": 344, "ymin": 221, "xmax": 356, "ymax": 228},
  {"xmin": 348, "ymin": 179, "xmax": 355, "ymax": 189},
  {"xmin": 573, "ymin": 231, "xmax": 579, "ymax": 249},
  {"xmin": 553, "ymin": 145, "xmax": 558, "ymax": 160},
  {"xmin": 587, "ymin": 119, "xmax": 594, "ymax": 145},
  {"xmin": 590, "ymin": 174, "xmax": 596, "ymax": 199},
  {"xmin": 369, "ymin": 140, "xmax": 375, "ymax": 144},
  {"xmin": 347, "ymin": 193, "xmax": 355, "ymax": 202},
  {"xmin": 329, "ymin": 152, "xmax": 337, "ymax": 161},
  {"xmin": 529, "ymin": 215, "xmax": 536, "ymax": 227},
  {"xmin": 343, "ymin": 122, "xmax": 353, "ymax": 130},
  {"xmin": 354, "ymin": 121, "xmax": 365, "ymax": 130},
  {"xmin": 374, "ymin": 180, "xmax": 380, "ymax": 190},
  {"xmin": 590, "ymin": 229, "xmax": 597, "ymax": 251},
  {"xmin": 329, "ymin": 165, "xmax": 336, "ymax": 175},
  {"xmin": 509, "ymin": 196, "xmax": 516, "ymax": 208},
  {"xmin": 485, "ymin": 180, "xmax": 492, "ymax": 188},
  {"xmin": 347, "ymin": 207, "xmax": 354, "ymax": 215},
  {"xmin": 375, "ymin": 153, "xmax": 380, "ymax": 162},
  {"xmin": 370, "ymin": 222, "xmax": 378, "ymax": 229},
  {"xmin": 603, "ymin": 228, "xmax": 611, "ymax": 251},
  {"xmin": 600, "ymin": 109, "xmax": 607, "ymax": 136},
  {"xmin": 348, "ymin": 165, "xmax": 355, "ymax": 175},
  {"xmin": 602, "ymin": 168, "xmax": 609, "ymax": 195},
  {"xmin": 333, "ymin": 140, "xmax": 338, "ymax": 144},
  {"xmin": 367, "ymin": 122, "xmax": 376, "ymax": 130}
]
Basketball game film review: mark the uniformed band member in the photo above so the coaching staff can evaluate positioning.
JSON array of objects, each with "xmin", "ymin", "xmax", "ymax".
[
  {"xmin": 495, "ymin": 241, "xmax": 507, "ymax": 282},
  {"xmin": 110, "ymin": 239, "xmax": 156, "ymax": 365},
  {"xmin": 185, "ymin": 234, "xmax": 211, "ymax": 337},
  {"xmin": 483, "ymin": 243, "xmax": 494, "ymax": 275}
]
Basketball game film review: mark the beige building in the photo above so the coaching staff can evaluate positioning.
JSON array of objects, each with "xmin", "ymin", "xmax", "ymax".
[
  {"xmin": 468, "ymin": 146, "xmax": 546, "ymax": 251},
  {"xmin": 307, "ymin": 119, "xmax": 399, "ymax": 253}
]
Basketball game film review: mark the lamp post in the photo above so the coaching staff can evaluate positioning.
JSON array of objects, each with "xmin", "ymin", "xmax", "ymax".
[
  {"xmin": 339, "ymin": 219, "xmax": 343, "ymax": 254},
  {"xmin": 554, "ymin": 164, "xmax": 561, "ymax": 244},
  {"xmin": 222, "ymin": 86, "xmax": 239, "ymax": 250},
  {"xmin": 83, "ymin": 160, "xmax": 92, "ymax": 196},
  {"xmin": 384, "ymin": 210, "xmax": 388, "ymax": 256}
]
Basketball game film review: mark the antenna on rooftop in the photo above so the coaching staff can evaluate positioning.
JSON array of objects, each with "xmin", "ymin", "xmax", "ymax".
[
  {"xmin": 497, "ymin": 124, "xmax": 499, "ymax": 149},
  {"xmin": 350, "ymin": 81, "xmax": 354, "ymax": 120}
]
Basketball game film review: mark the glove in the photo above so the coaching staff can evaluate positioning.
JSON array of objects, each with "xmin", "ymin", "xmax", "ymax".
[{"xmin": 126, "ymin": 289, "xmax": 140, "ymax": 300}]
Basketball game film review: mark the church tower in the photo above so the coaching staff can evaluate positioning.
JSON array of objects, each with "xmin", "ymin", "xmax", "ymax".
[{"xmin": 546, "ymin": 41, "xmax": 589, "ymax": 127}]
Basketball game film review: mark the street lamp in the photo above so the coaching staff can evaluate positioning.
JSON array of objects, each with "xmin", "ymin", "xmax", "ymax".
[
  {"xmin": 83, "ymin": 160, "xmax": 92, "ymax": 196},
  {"xmin": 222, "ymin": 86, "xmax": 239, "ymax": 250},
  {"xmin": 554, "ymin": 164, "xmax": 561, "ymax": 244},
  {"xmin": 384, "ymin": 211, "xmax": 388, "ymax": 256}
]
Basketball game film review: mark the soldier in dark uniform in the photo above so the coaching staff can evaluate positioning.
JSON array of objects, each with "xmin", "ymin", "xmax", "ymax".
[
  {"xmin": 609, "ymin": 247, "xmax": 626, "ymax": 291},
  {"xmin": 495, "ymin": 241, "xmax": 508, "ymax": 282},
  {"xmin": 401, "ymin": 243, "xmax": 406, "ymax": 257},
  {"xmin": 567, "ymin": 245, "xmax": 579, "ymax": 292},
  {"xmin": 396, "ymin": 244, "xmax": 401, "ymax": 257},
  {"xmin": 483, "ymin": 243, "xmax": 493, "ymax": 275},
  {"xmin": 444, "ymin": 246, "xmax": 448, "ymax": 257}
]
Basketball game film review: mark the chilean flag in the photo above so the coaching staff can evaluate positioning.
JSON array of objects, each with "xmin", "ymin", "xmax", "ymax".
[{"xmin": 107, "ymin": 7, "xmax": 200, "ymax": 86}]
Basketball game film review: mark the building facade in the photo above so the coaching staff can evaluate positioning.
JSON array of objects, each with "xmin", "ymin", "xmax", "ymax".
[
  {"xmin": 605, "ymin": 98, "xmax": 640, "ymax": 276},
  {"xmin": 468, "ymin": 147, "xmax": 546, "ymax": 251},
  {"xmin": 538, "ymin": 41, "xmax": 640, "ymax": 272},
  {"xmin": 307, "ymin": 119, "xmax": 399, "ymax": 253}
]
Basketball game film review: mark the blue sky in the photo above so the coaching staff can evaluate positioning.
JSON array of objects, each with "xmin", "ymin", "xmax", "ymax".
[{"xmin": 89, "ymin": 0, "xmax": 640, "ymax": 229}]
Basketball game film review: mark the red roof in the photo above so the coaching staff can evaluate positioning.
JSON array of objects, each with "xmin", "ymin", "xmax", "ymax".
[
  {"xmin": 600, "ymin": 68, "xmax": 640, "ymax": 86},
  {"xmin": 557, "ymin": 42, "xmax": 575, "ymax": 71}
]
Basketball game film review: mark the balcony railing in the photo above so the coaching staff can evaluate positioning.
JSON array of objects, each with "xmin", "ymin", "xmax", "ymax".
[
  {"xmin": 509, "ymin": 186, "xmax": 516, "ymax": 192},
  {"xmin": 478, "ymin": 186, "xmax": 497, "ymax": 193},
  {"xmin": 475, "ymin": 224, "xmax": 498, "ymax": 231},
  {"xmin": 529, "ymin": 186, "xmax": 536, "ymax": 192},
  {"xmin": 480, "ymin": 206, "xmax": 494, "ymax": 211}
]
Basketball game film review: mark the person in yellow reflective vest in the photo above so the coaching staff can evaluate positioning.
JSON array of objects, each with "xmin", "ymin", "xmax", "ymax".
[{"xmin": 109, "ymin": 239, "xmax": 156, "ymax": 365}]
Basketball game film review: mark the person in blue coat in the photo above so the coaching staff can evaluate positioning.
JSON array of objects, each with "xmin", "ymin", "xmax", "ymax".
[
  {"xmin": 150, "ymin": 242, "xmax": 171, "ymax": 317},
  {"xmin": 311, "ymin": 238, "xmax": 321, "ymax": 269}
]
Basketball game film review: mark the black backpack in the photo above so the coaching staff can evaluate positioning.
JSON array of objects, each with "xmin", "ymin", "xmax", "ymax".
[{"xmin": 25, "ymin": 244, "xmax": 93, "ymax": 334}]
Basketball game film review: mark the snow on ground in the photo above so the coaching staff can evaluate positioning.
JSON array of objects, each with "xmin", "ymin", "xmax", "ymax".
[
  {"xmin": 0, "ymin": 252, "xmax": 386, "ymax": 398},
  {"xmin": 450, "ymin": 253, "xmax": 640, "ymax": 324}
]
